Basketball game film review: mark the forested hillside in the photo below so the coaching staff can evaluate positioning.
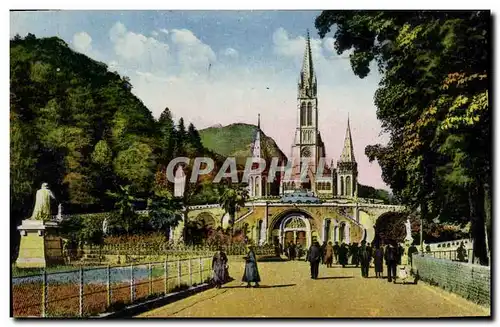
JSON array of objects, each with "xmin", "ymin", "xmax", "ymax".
[{"xmin": 10, "ymin": 34, "xmax": 218, "ymax": 224}]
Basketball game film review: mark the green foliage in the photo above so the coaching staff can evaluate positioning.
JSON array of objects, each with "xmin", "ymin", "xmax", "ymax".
[
  {"xmin": 315, "ymin": 11, "xmax": 490, "ymax": 264},
  {"xmin": 106, "ymin": 185, "xmax": 138, "ymax": 235},
  {"xmin": 147, "ymin": 191, "xmax": 183, "ymax": 234},
  {"xmin": 357, "ymin": 184, "xmax": 392, "ymax": 203},
  {"xmin": 113, "ymin": 142, "xmax": 156, "ymax": 193},
  {"xmin": 219, "ymin": 184, "xmax": 249, "ymax": 237}
]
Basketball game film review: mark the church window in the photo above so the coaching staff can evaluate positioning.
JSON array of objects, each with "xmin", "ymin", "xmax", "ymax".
[
  {"xmin": 326, "ymin": 182, "xmax": 331, "ymax": 190},
  {"xmin": 307, "ymin": 102, "xmax": 313, "ymax": 126},
  {"xmin": 340, "ymin": 176, "xmax": 344, "ymax": 196},
  {"xmin": 346, "ymin": 176, "xmax": 352, "ymax": 196},
  {"xmin": 300, "ymin": 103, "xmax": 306, "ymax": 126}
]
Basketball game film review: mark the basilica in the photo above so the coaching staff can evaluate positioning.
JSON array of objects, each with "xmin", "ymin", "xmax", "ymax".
[{"xmin": 248, "ymin": 32, "xmax": 358, "ymax": 199}]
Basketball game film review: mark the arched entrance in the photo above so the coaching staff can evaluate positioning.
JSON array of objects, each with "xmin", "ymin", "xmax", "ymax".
[
  {"xmin": 271, "ymin": 210, "xmax": 313, "ymax": 248},
  {"xmin": 280, "ymin": 215, "xmax": 311, "ymax": 248}
]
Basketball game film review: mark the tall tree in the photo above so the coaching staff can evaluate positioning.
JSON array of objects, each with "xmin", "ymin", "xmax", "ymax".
[
  {"xmin": 315, "ymin": 11, "xmax": 490, "ymax": 264},
  {"xmin": 219, "ymin": 184, "xmax": 249, "ymax": 241}
]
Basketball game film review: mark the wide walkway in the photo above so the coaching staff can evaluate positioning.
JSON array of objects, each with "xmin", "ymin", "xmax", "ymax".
[{"xmin": 139, "ymin": 257, "xmax": 490, "ymax": 318}]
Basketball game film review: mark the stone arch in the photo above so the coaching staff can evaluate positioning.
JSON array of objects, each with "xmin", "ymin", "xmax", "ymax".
[
  {"xmin": 373, "ymin": 211, "xmax": 408, "ymax": 246},
  {"xmin": 271, "ymin": 209, "xmax": 314, "ymax": 248}
]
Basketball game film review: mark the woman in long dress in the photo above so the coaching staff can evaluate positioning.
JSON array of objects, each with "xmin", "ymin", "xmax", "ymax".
[
  {"xmin": 212, "ymin": 247, "xmax": 228, "ymax": 289},
  {"xmin": 242, "ymin": 245, "xmax": 261, "ymax": 288},
  {"xmin": 374, "ymin": 244, "xmax": 384, "ymax": 278},
  {"xmin": 324, "ymin": 241, "xmax": 334, "ymax": 268}
]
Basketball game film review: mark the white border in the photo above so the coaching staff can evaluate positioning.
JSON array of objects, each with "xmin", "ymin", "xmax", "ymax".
[{"xmin": 2, "ymin": 2, "xmax": 499, "ymax": 327}]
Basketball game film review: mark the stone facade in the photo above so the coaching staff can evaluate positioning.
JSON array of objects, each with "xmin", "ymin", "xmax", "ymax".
[{"xmin": 412, "ymin": 254, "xmax": 490, "ymax": 307}]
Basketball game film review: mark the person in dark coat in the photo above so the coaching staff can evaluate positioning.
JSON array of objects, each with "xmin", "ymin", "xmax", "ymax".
[
  {"xmin": 359, "ymin": 241, "xmax": 370, "ymax": 278},
  {"xmin": 397, "ymin": 244, "xmax": 404, "ymax": 265},
  {"xmin": 333, "ymin": 241, "xmax": 340, "ymax": 264},
  {"xmin": 351, "ymin": 243, "xmax": 360, "ymax": 267},
  {"xmin": 212, "ymin": 247, "xmax": 228, "ymax": 289},
  {"xmin": 324, "ymin": 241, "xmax": 334, "ymax": 268},
  {"xmin": 366, "ymin": 242, "xmax": 373, "ymax": 264},
  {"xmin": 339, "ymin": 243, "xmax": 348, "ymax": 267},
  {"xmin": 288, "ymin": 242, "xmax": 296, "ymax": 261},
  {"xmin": 408, "ymin": 243, "xmax": 419, "ymax": 266},
  {"xmin": 374, "ymin": 244, "xmax": 384, "ymax": 278},
  {"xmin": 320, "ymin": 241, "xmax": 327, "ymax": 264},
  {"xmin": 307, "ymin": 241, "xmax": 322, "ymax": 279},
  {"xmin": 242, "ymin": 245, "xmax": 261, "ymax": 288},
  {"xmin": 384, "ymin": 242, "xmax": 398, "ymax": 283}
]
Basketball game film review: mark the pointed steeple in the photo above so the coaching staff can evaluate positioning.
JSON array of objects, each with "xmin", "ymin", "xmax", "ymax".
[
  {"xmin": 339, "ymin": 115, "xmax": 355, "ymax": 163},
  {"xmin": 298, "ymin": 30, "xmax": 317, "ymax": 98},
  {"xmin": 252, "ymin": 114, "xmax": 262, "ymax": 158}
]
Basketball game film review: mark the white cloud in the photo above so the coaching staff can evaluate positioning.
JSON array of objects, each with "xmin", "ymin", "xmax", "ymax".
[
  {"xmin": 221, "ymin": 47, "xmax": 238, "ymax": 58},
  {"xmin": 151, "ymin": 31, "xmax": 159, "ymax": 37},
  {"xmin": 72, "ymin": 31, "xmax": 93, "ymax": 54},
  {"xmin": 108, "ymin": 22, "xmax": 171, "ymax": 73},
  {"xmin": 160, "ymin": 28, "xmax": 169, "ymax": 35},
  {"xmin": 169, "ymin": 28, "xmax": 216, "ymax": 75}
]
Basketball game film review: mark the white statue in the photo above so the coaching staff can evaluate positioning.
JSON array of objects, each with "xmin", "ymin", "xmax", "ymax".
[
  {"xmin": 30, "ymin": 183, "xmax": 56, "ymax": 221},
  {"xmin": 56, "ymin": 203, "xmax": 63, "ymax": 222},
  {"xmin": 174, "ymin": 165, "xmax": 186, "ymax": 198},
  {"xmin": 102, "ymin": 217, "xmax": 108, "ymax": 235},
  {"xmin": 404, "ymin": 218, "xmax": 413, "ymax": 242}
]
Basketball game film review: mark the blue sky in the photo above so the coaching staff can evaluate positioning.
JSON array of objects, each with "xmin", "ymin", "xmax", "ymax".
[{"xmin": 10, "ymin": 10, "xmax": 389, "ymax": 190}]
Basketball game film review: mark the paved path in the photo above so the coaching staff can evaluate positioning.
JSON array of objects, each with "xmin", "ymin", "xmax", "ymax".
[{"xmin": 139, "ymin": 258, "xmax": 490, "ymax": 318}]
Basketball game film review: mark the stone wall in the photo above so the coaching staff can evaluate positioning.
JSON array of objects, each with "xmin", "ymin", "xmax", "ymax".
[{"xmin": 412, "ymin": 254, "xmax": 490, "ymax": 307}]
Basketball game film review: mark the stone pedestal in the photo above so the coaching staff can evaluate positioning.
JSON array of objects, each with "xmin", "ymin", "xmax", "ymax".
[{"xmin": 16, "ymin": 219, "xmax": 63, "ymax": 268}]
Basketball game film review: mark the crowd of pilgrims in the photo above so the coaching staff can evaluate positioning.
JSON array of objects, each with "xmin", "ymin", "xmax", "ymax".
[
  {"xmin": 210, "ymin": 240, "xmax": 420, "ymax": 288},
  {"xmin": 278, "ymin": 240, "xmax": 419, "ymax": 281}
]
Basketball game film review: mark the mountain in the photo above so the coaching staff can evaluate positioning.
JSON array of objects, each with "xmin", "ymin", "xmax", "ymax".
[{"xmin": 199, "ymin": 123, "xmax": 287, "ymax": 167}]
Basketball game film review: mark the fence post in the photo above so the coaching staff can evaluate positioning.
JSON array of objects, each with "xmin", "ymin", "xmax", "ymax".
[
  {"xmin": 42, "ymin": 270, "xmax": 47, "ymax": 318},
  {"xmin": 106, "ymin": 265, "xmax": 111, "ymax": 308},
  {"xmin": 189, "ymin": 258, "xmax": 192, "ymax": 286},
  {"xmin": 199, "ymin": 257, "xmax": 203, "ymax": 284},
  {"xmin": 130, "ymin": 264, "xmax": 134, "ymax": 303},
  {"xmin": 148, "ymin": 262, "xmax": 152, "ymax": 296},
  {"xmin": 164, "ymin": 257, "xmax": 168, "ymax": 295},
  {"xmin": 79, "ymin": 267, "xmax": 83, "ymax": 317},
  {"xmin": 177, "ymin": 259, "xmax": 181, "ymax": 287}
]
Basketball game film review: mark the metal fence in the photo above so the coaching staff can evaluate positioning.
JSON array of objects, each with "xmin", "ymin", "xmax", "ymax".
[
  {"xmin": 12, "ymin": 256, "xmax": 212, "ymax": 317},
  {"xmin": 424, "ymin": 249, "xmax": 474, "ymax": 263}
]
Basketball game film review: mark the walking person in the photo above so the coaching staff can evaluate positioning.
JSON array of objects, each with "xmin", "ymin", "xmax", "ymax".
[
  {"xmin": 289, "ymin": 242, "xmax": 296, "ymax": 261},
  {"xmin": 384, "ymin": 242, "xmax": 398, "ymax": 283},
  {"xmin": 242, "ymin": 245, "xmax": 261, "ymax": 288},
  {"xmin": 324, "ymin": 241, "xmax": 334, "ymax": 268},
  {"xmin": 212, "ymin": 247, "xmax": 228, "ymax": 289},
  {"xmin": 320, "ymin": 241, "xmax": 327, "ymax": 265},
  {"xmin": 333, "ymin": 241, "xmax": 340, "ymax": 264},
  {"xmin": 339, "ymin": 242, "xmax": 348, "ymax": 268},
  {"xmin": 374, "ymin": 244, "xmax": 384, "ymax": 278},
  {"xmin": 359, "ymin": 241, "xmax": 370, "ymax": 278},
  {"xmin": 307, "ymin": 241, "xmax": 322, "ymax": 279}
]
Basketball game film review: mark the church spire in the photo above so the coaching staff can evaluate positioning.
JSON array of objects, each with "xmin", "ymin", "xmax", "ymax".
[
  {"xmin": 298, "ymin": 29, "xmax": 317, "ymax": 98},
  {"xmin": 339, "ymin": 115, "xmax": 355, "ymax": 163},
  {"xmin": 252, "ymin": 114, "xmax": 262, "ymax": 159}
]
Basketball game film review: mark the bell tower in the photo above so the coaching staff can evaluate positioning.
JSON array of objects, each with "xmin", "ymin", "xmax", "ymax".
[{"xmin": 337, "ymin": 116, "xmax": 358, "ymax": 197}]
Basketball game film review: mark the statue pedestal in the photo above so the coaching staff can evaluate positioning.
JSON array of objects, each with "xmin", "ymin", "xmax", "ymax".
[{"xmin": 16, "ymin": 219, "xmax": 63, "ymax": 268}]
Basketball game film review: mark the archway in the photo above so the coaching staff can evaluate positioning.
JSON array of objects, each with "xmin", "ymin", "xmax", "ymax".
[
  {"xmin": 373, "ymin": 211, "xmax": 411, "ymax": 246},
  {"xmin": 271, "ymin": 209, "xmax": 313, "ymax": 248}
]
